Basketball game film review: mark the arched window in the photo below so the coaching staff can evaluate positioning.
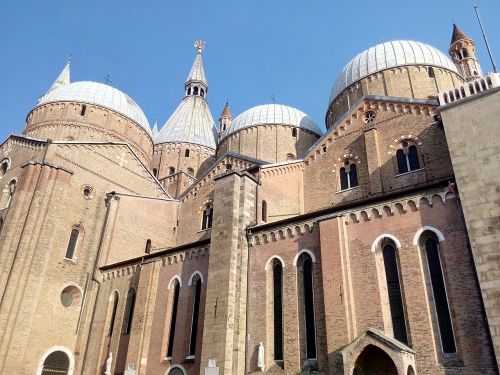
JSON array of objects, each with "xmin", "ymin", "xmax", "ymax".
[
  {"xmin": 168, "ymin": 167, "xmax": 175, "ymax": 175},
  {"xmin": 65, "ymin": 228, "xmax": 80, "ymax": 260},
  {"xmin": 428, "ymin": 67, "xmax": 435, "ymax": 79},
  {"xmin": 41, "ymin": 350, "xmax": 70, "ymax": 375},
  {"xmin": 423, "ymin": 237, "xmax": 456, "ymax": 353},
  {"xmin": 202, "ymin": 203, "xmax": 213, "ymax": 230},
  {"xmin": 382, "ymin": 243, "xmax": 408, "ymax": 345},
  {"xmin": 108, "ymin": 291, "xmax": 119, "ymax": 336},
  {"xmin": 167, "ymin": 280, "xmax": 180, "ymax": 357},
  {"xmin": 262, "ymin": 200, "xmax": 267, "ymax": 223},
  {"xmin": 286, "ymin": 153, "xmax": 295, "ymax": 161},
  {"xmin": 187, "ymin": 168, "xmax": 194, "ymax": 176},
  {"xmin": 188, "ymin": 276, "xmax": 202, "ymax": 357},
  {"xmin": 297, "ymin": 253, "xmax": 316, "ymax": 360},
  {"xmin": 3, "ymin": 179, "xmax": 16, "ymax": 209},
  {"xmin": 145, "ymin": 239, "xmax": 152, "ymax": 254},
  {"xmin": 0, "ymin": 159, "xmax": 8, "ymax": 178},
  {"xmin": 273, "ymin": 262, "xmax": 284, "ymax": 361},
  {"xmin": 187, "ymin": 87, "xmax": 191, "ymax": 95},
  {"xmin": 0, "ymin": 217, "xmax": 3, "ymax": 233},
  {"xmin": 80, "ymin": 105, "xmax": 86, "ymax": 116},
  {"xmin": 122, "ymin": 288, "xmax": 136, "ymax": 335},
  {"xmin": 152, "ymin": 168, "xmax": 158, "ymax": 177},
  {"xmin": 339, "ymin": 162, "xmax": 358, "ymax": 190},
  {"xmin": 396, "ymin": 142, "xmax": 420, "ymax": 174},
  {"xmin": 200, "ymin": 88, "xmax": 205, "ymax": 97},
  {"xmin": 193, "ymin": 86, "xmax": 199, "ymax": 95},
  {"xmin": 292, "ymin": 128, "xmax": 297, "ymax": 138},
  {"xmin": 185, "ymin": 149, "xmax": 190, "ymax": 157}
]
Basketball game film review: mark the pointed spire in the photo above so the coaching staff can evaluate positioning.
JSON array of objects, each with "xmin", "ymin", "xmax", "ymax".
[
  {"xmin": 186, "ymin": 40, "xmax": 207, "ymax": 86},
  {"xmin": 47, "ymin": 58, "xmax": 71, "ymax": 94},
  {"xmin": 152, "ymin": 118, "xmax": 159, "ymax": 138},
  {"xmin": 220, "ymin": 101, "xmax": 233, "ymax": 120},
  {"xmin": 451, "ymin": 23, "xmax": 468, "ymax": 45}
]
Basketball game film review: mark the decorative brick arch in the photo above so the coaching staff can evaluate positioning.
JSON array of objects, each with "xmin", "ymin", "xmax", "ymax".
[
  {"xmin": 188, "ymin": 271, "xmax": 204, "ymax": 285},
  {"xmin": 264, "ymin": 255, "xmax": 285, "ymax": 270},
  {"xmin": 168, "ymin": 275, "xmax": 182, "ymax": 289},
  {"xmin": 412, "ymin": 225, "xmax": 445, "ymax": 245},
  {"xmin": 371, "ymin": 234, "xmax": 402, "ymax": 252},
  {"xmin": 36, "ymin": 346, "xmax": 75, "ymax": 375},
  {"xmin": 165, "ymin": 364, "xmax": 187, "ymax": 375},
  {"xmin": 387, "ymin": 135, "xmax": 423, "ymax": 155},
  {"xmin": 293, "ymin": 249, "xmax": 316, "ymax": 266}
]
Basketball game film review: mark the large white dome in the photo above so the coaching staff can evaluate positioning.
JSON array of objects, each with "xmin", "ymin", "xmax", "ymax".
[
  {"xmin": 225, "ymin": 104, "xmax": 322, "ymax": 137},
  {"xmin": 37, "ymin": 81, "xmax": 151, "ymax": 132},
  {"xmin": 329, "ymin": 40, "xmax": 460, "ymax": 106}
]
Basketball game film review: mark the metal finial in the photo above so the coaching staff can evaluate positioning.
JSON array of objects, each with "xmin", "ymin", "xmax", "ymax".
[
  {"xmin": 194, "ymin": 40, "xmax": 206, "ymax": 54},
  {"xmin": 103, "ymin": 73, "xmax": 112, "ymax": 85},
  {"xmin": 271, "ymin": 93, "xmax": 277, "ymax": 104},
  {"xmin": 67, "ymin": 54, "xmax": 72, "ymax": 65}
]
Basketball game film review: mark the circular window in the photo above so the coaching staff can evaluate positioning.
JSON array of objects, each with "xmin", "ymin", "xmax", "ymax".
[
  {"xmin": 364, "ymin": 111, "xmax": 376, "ymax": 123},
  {"xmin": 60, "ymin": 285, "xmax": 82, "ymax": 308},
  {"xmin": 82, "ymin": 185, "xmax": 94, "ymax": 200}
]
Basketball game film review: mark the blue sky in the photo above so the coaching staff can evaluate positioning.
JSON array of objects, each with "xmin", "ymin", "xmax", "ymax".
[{"xmin": 1, "ymin": 0, "xmax": 499, "ymax": 140}]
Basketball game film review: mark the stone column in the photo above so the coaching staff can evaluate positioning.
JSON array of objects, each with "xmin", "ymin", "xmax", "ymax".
[{"xmin": 200, "ymin": 171, "xmax": 257, "ymax": 375}]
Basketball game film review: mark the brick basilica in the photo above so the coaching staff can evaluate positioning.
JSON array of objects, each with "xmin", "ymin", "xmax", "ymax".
[{"xmin": 1, "ymin": 26, "xmax": 499, "ymax": 375}]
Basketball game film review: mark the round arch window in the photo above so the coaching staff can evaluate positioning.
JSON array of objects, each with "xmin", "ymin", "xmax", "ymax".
[
  {"xmin": 60, "ymin": 286, "xmax": 82, "ymax": 308},
  {"xmin": 41, "ymin": 350, "xmax": 70, "ymax": 375}
]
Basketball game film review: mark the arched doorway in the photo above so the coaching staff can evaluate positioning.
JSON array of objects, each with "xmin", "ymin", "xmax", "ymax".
[
  {"xmin": 353, "ymin": 345, "xmax": 398, "ymax": 375},
  {"xmin": 169, "ymin": 369, "xmax": 184, "ymax": 375},
  {"xmin": 41, "ymin": 350, "xmax": 70, "ymax": 375}
]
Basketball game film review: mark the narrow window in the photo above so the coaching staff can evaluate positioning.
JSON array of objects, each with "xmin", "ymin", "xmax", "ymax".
[
  {"xmin": 382, "ymin": 244, "xmax": 408, "ymax": 344},
  {"xmin": 80, "ymin": 105, "xmax": 86, "ymax": 116},
  {"xmin": 122, "ymin": 288, "xmax": 136, "ymax": 335},
  {"xmin": 340, "ymin": 167, "xmax": 348, "ymax": 190},
  {"xmin": 428, "ymin": 67, "xmax": 435, "ymax": 79},
  {"xmin": 425, "ymin": 237, "xmax": 456, "ymax": 353},
  {"xmin": 396, "ymin": 149, "xmax": 409, "ymax": 174},
  {"xmin": 200, "ymin": 88, "xmax": 205, "ymax": 97},
  {"xmin": 339, "ymin": 163, "xmax": 358, "ymax": 190},
  {"xmin": 145, "ymin": 239, "xmax": 152, "ymax": 254},
  {"xmin": 168, "ymin": 167, "xmax": 175, "ymax": 175},
  {"xmin": 187, "ymin": 87, "xmax": 191, "ymax": 95},
  {"xmin": 167, "ymin": 281, "xmax": 180, "ymax": 357},
  {"xmin": 292, "ymin": 128, "xmax": 297, "ymax": 138},
  {"xmin": 222, "ymin": 124, "xmax": 226, "ymax": 131},
  {"xmin": 185, "ymin": 149, "xmax": 190, "ymax": 157},
  {"xmin": 152, "ymin": 168, "xmax": 158, "ymax": 177},
  {"xmin": 193, "ymin": 87, "xmax": 199, "ymax": 95},
  {"xmin": 188, "ymin": 277, "xmax": 202, "ymax": 356},
  {"xmin": 302, "ymin": 257, "xmax": 316, "ymax": 359},
  {"xmin": 273, "ymin": 262, "xmax": 284, "ymax": 361},
  {"xmin": 65, "ymin": 228, "xmax": 79, "ymax": 259},
  {"xmin": 202, "ymin": 204, "xmax": 213, "ymax": 230},
  {"xmin": 108, "ymin": 292, "xmax": 119, "ymax": 336},
  {"xmin": 408, "ymin": 145, "xmax": 420, "ymax": 170},
  {"xmin": 187, "ymin": 168, "xmax": 194, "ymax": 176},
  {"xmin": 0, "ymin": 161, "xmax": 8, "ymax": 177},
  {"xmin": 5, "ymin": 179, "xmax": 16, "ymax": 208},
  {"xmin": 262, "ymin": 200, "xmax": 267, "ymax": 223}
]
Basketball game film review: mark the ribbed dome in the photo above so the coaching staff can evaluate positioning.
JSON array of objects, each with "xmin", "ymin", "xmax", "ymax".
[
  {"xmin": 225, "ymin": 104, "xmax": 322, "ymax": 137},
  {"xmin": 38, "ymin": 81, "xmax": 150, "ymax": 132},
  {"xmin": 329, "ymin": 40, "xmax": 459, "ymax": 106}
]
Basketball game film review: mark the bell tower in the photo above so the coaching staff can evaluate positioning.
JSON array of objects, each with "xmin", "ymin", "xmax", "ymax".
[
  {"xmin": 449, "ymin": 24, "xmax": 482, "ymax": 81},
  {"xmin": 218, "ymin": 101, "xmax": 232, "ymax": 140}
]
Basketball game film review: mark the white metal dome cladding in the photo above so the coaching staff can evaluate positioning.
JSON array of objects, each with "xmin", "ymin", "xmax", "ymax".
[
  {"xmin": 37, "ymin": 81, "xmax": 151, "ymax": 132},
  {"xmin": 225, "ymin": 104, "xmax": 322, "ymax": 137},
  {"xmin": 329, "ymin": 40, "xmax": 460, "ymax": 105}
]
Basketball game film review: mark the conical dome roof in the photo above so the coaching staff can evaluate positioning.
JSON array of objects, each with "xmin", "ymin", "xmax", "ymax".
[
  {"xmin": 451, "ymin": 24, "xmax": 468, "ymax": 45},
  {"xmin": 155, "ymin": 42, "xmax": 218, "ymax": 149}
]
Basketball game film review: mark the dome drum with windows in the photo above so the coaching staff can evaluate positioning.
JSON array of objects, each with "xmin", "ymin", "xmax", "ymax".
[{"xmin": 326, "ymin": 40, "xmax": 465, "ymax": 128}]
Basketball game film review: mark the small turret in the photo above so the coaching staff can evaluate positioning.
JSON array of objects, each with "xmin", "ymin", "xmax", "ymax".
[
  {"xmin": 218, "ymin": 101, "xmax": 232, "ymax": 139},
  {"xmin": 449, "ymin": 24, "xmax": 482, "ymax": 81},
  {"xmin": 185, "ymin": 40, "xmax": 208, "ymax": 98}
]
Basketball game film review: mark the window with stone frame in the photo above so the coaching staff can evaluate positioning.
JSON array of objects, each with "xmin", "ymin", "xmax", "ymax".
[
  {"xmin": 296, "ymin": 253, "xmax": 317, "ymax": 362},
  {"xmin": 273, "ymin": 261, "xmax": 284, "ymax": 361},
  {"xmin": 122, "ymin": 288, "xmax": 136, "ymax": 335},
  {"xmin": 339, "ymin": 160, "xmax": 359, "ymax": 190},
  {"xmin": 201, "ymin": 203, "xmax": 213, "ymax": 230},
  {"xmin": 422, "ymin": 235, "xmax": 456, "ymax": 354},
  {"xmin": 108, "ymin": 291, "xmax": 119, "ymax": 336},
  {"xmin": 396, "ymin": 141, "xmax": 420, "ymax": 174},
  {"xmin": 168, "ymin": 167, "xmax": 175, "ymax": 175},
  {"xmin": 188, "ymin": 275, "xmax": 202, "ymax": 357},
  {"xmin": 167, "ymin": 279, "xmax": 180, "ymax": 358},
  {"xmin": 261, "ymin": 200, "xmax": 268, "ymax": 223},
  {"xmin": 65, "ymin": 227, "xmax": 81, "ymax": 260},
  {"xmin": 0, "ymin": 159, "xmax": 9, "ymax": 178},
  {"xmin": 41, "ymin": 350, "xmax": 70, "ymax": 375},
  {"xmin": 2, "ymin": 179, "xmax": 16, "ymax": 209}
]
